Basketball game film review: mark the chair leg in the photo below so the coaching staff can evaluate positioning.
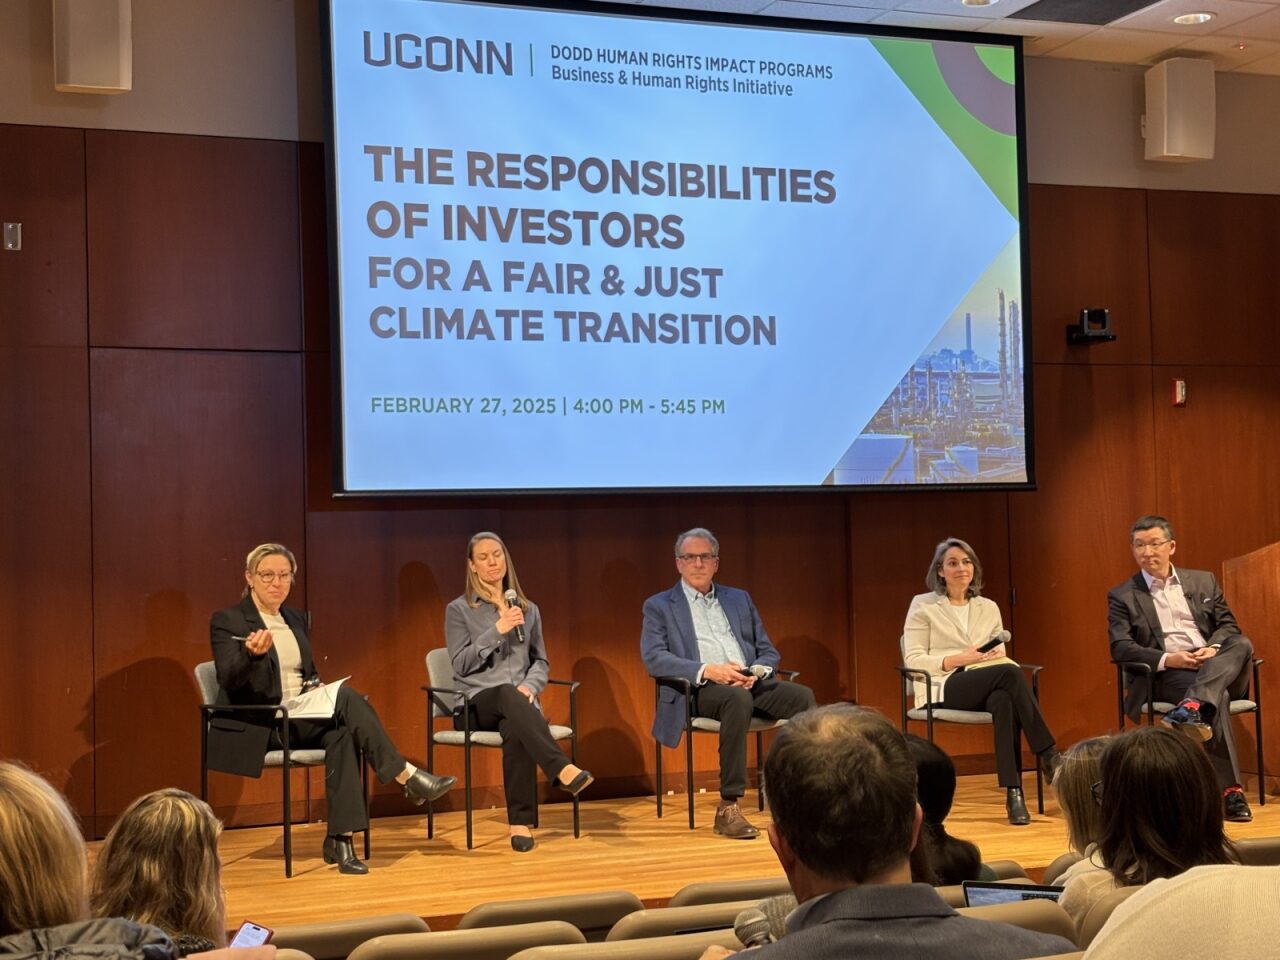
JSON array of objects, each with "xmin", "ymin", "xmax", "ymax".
[
  {"xmin": 426, "ymin": 732, "xmax": 436, "ymax": 839},
  {"xmin": 282, "ymin": 764, "xmax": 293, "ymax": 879},
  {"xmin": 756, "ymin": 730, "xmax": 765, "ymax": 812},
  {"xmin": 1257, "ymin": 710, "xmax": 1266, "ymax": 807},
  {"xmin": 464, "ymin": 741, "xmax": 474, "ymax": 850},
  {"xmin": 655, "ymin": 738, "xmax": 664, "ymax": 818},
  {"xmin": 571, "ymin": 736, "xmax": 581, "ymax": 839},
  {"xmin": 685, "ymin": 731, "xmax": 695, "ymax": 831},
  {"xmin": 362, "ymin": 754, "xmax": 371, "ymax": 859}
]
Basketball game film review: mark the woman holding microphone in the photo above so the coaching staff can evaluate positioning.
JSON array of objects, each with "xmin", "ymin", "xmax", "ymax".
[{"xmin": 445, "ymin": 532, "xmax": 592, "ymax": 852}]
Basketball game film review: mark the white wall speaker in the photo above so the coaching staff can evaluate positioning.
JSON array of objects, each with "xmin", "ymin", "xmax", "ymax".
[
  {"xmin": 1144, "ymin": 58, "xmax": 1215, "ymax": 162},
  {"xmin": 53, "ymin": 0, "xmax": 132, "ymax": 95}
]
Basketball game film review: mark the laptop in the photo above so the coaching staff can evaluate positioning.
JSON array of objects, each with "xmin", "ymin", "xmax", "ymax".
[{"xmin": 961, "ymin": 880, "xmax": 1065, "ymax": 908}]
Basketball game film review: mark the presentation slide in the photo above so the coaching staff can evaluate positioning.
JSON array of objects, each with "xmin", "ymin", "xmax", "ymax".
[{"xmin": 323, "ymin": 0, "xmax": 1030, "ymax": 493}]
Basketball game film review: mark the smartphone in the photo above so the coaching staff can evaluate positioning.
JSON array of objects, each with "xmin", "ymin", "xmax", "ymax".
[
  {"xmin": 976, "ymin": 635, "xmax": 1003, "ymax": 654},
  {"xmin": 230, "ymin": 921, "xmax": 274, "ymax": 948}
]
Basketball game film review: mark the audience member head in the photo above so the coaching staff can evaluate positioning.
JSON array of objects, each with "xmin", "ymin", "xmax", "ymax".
[
  {"xmin": 1052, "ymin": 736, "xmax": 1109, "ymax": 856},
  {"xmin": 906, "ymin": 734, "xmax": 982, "ymax": 885},
  {"xmin": 766, "ymin": 704, "xmax": 920, "ymax": 898},
  {"xmin": 924, "ymin": 537, "xmax": 984, "ymax": 598},
  {"xmin": 91, "ymin": 789, "xmax": 227, "ymax": 948},
  {"xmin": 1096, "ymin": 727, "xmax": 1233, "ymax": 886},
  {"xmin": 464, "ymin": 531, "xmax": 526, "ymax": 606},
  {"xmin": 0, "ymin": 761, "xmax": 88, "ymax": 936}
]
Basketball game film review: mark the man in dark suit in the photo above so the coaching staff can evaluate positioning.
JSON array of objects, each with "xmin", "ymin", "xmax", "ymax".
[
  {"xmin": 695, "ymin": 705, "xmax": 1076, "ymax": 960},
  {"xmin": 1107, "ymin": 515, "xmax": 1255, "ymax": 822},
  {"xmin": 641, "ymin": 527, "xmax": 815, "ymax": 839}
]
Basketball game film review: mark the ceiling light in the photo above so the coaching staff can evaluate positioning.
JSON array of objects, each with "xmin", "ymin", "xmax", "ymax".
[
  {"xmin": 961, "ymin": 0, "xmax": 996, "ymax": 7},
  {"xmin": 1173, "ymin": 13, "xmax": 1215, "ymax": 25}
]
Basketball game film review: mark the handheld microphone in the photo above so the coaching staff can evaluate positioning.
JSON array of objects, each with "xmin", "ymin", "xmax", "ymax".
[
  {"xmin": 750, "ymin": 664, "xmax": 770, "ymax": 680},
  {"xmin": 757, "ymin": 893, "xmax": 797, "ymax": 942},
  {"xmin": 977, "ymin": 629, "xmax": 1011, "ymax": 653},
  {"xmin": 733, "ymin": 908, "xmax": 774, "ymax": 948},
  {"xmin": 503, "ymin": 589, "xmax": 525, "ymax": 643}
]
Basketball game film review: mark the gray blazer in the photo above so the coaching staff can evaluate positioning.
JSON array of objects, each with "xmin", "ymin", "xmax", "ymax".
[
  {"xmin": 444, "ymin": 593, "xmax": 549, "ymax": 709},
  {"xmin": 747, "ymin": 884, "xmax": 1075, "ymax": 960}
]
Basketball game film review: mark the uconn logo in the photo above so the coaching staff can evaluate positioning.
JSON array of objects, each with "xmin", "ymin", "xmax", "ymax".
[{"xmin": 363, "ymin": 31, "xmax": 514, "ymax": 75}]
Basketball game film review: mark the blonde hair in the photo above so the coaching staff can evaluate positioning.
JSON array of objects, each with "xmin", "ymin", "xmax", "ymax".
[
  {"xmin": 241, "ymin": 542, "xmax": 297, "ymax": 598},
  {"xmin": 464, "ymin": 532, "xmax": 528, "ymax": 608},
  {"xmin": 91, "ymin": 789, "xmax": 226, "ymax": 947},
  {"xmin": 1052, "ymin": 736, "xmax": 1109, "ymax": 855},
  {"xmin": 0, "ymin": 761, "xmax": 88, "ymax": 936}
]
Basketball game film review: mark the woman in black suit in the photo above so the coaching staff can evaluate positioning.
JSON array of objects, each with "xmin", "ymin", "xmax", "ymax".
[{"xmin": 209, "ymin": 543, "xmax": 455, "ymax": 874}]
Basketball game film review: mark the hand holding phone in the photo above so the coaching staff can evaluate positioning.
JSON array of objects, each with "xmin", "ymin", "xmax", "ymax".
[
  {"xmin": 977, "ymin": 630, "xmax": 1010, "ymax": 654},
  {"xmin": 230, "ymin": 922, "xmax": 273, "ymax": 948}
]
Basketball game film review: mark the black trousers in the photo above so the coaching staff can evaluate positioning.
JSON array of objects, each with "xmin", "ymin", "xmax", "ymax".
[
  {"xmin": 455, "ymin": 683, "xmax": 571, "ymax": 827},
  {"xmin": 941, "ymin": 664, "xmax": 1055, "ymax": 788},
  {"xmin": 1152, "ymin": 633, "xmax": 1254, "ymax": 788},
  {"xmin": 692, "ymin": 677, "xmax": 816, "ymax": 800},
  {"xmin": 274, "ymin": 684, "xmax": 405, "ymax": 836}
]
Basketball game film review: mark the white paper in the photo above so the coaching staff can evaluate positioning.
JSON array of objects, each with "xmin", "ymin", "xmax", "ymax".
[{"xmin": 281, "ymin": 676, "xmax": 350, "ymax": 720}]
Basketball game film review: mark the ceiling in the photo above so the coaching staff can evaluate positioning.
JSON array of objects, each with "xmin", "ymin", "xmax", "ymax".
[{"xmin": 613, "ymin": 0, "xmax": 1280, "ymax": 75}]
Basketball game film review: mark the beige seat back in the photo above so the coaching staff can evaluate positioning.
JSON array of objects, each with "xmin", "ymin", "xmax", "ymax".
[
  {"xmin": 272, "ymin": 914, "xmax": 429, "ymax": 960},
  {"xmin": 1236, "ymin": 836, "xmax": 1280, "ymax": 866},
  {"xmin": 1076, "ymin": 884, "xmax": 1143, "ymax": 948},
  {"xmin": 347, "ymin": 922, "xmax": 585, "ymax": 960},
  {"xmin": 957, "ymin": 899, "xmax": 1077, "ymax": 946},
  {"xmin": 457, "ymin": 891, "xmax": 645, "ymax": 942},
  {"xmin": 605, "ymin": 899, "xmax": 757, "ymax": 941},
  {"xmin": 275, "ymin": 949, "xmax": 316, "ymax": 960},
  {"xmin": 511, "ymin": 929, "xmax": 741, "ymax": 960},
  {"xmin": 984, "ymin": 858, "xmax": 1030, "ymax": 880},
  {"xmin": 666, "ymin": 876, "xmax": 790, "ymax": 908},
  {"xmin": 1043, "ymin": 852, "xmax": 1083, "ymax": 885}
]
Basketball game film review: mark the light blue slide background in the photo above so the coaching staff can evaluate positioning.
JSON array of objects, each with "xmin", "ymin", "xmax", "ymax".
[{"xmin": 329, "ymin": 0, "xmax": 1019, "ymax": 491}]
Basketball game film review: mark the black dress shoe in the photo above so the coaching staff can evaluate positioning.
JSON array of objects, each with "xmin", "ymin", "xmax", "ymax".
[
  {"xmin": 323, "ymin": 835, "xmax": 369, "ymax": 875},
  {"xmin": 1006, "ymin": 787, "xmax": 1031, "ymax": 826},
  {"xmin": 510, "ymin": 834, "xmax": 536, "ymax": 852},
  {"xmin": 1225, "ymin": 790, "xmax": 1253, "ymax": 823},
  {"xmin": 1161, "ymin": 701, "xmax": 1213, "ymax": 742},
  {"xmin": 558, "ymin": 769, "xmax": 594, "ymax": 797},
  {"xmin": 402, "ymin": 769, "xmax": 457, "ymax": 805}
]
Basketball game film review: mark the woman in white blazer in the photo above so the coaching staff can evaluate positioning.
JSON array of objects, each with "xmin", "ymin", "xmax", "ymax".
[{"xmin": 903, "ymin": 537, "xmax": 1058, "ymax": 825}]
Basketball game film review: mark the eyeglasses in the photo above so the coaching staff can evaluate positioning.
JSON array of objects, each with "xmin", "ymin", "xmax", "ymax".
[
  {"xmin": 678, "ymin": 553, "xmax": 719, "ymax": 564},
  {"xmin": 1132, "ymin": 539, "xmax": 1171, "ymax": 552},
  {"xmin": 255, "ymin": 570, "xmax": 294, "ymax": 584},
  {"xmin": 1091, "ymin": 780, "xmax": 1104, "ymax": 806}
]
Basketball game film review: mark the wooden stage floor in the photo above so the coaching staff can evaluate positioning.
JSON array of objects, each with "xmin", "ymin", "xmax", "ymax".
[{"xmin": 172, "ymin": 775, "xmax": 1276, "ymax": 931}]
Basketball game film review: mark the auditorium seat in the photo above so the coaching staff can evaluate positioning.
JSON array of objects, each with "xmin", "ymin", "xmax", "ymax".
[
  {"xmin": 896, "ymin": 640, "xmax": 1046, "ymax": 814},
  {"xmin": 346, "ymin": 921, "xmax": 585, "ymax": 960},
  {"xmin": 1236, "ymin": 835, "xmax": 1280, "ymax": 865},
  {"xmin": 509, "ymin": 929, "xmax": 741, "ymax": 960},
  {"xmin": 666, "ymin": 876, "xmax": 790, "ymax": 908},
  {"xmin": 1043, "ymin": 852, "xmax": 1083, "ymax": 885},
  {"xmin": 984, "ymin": 859, "xmax": 1030, "ymax": 880},
  {"xmin": 275, "ymin": 949, "xmax": 316, "ymax": 960},
  {"xmin": 271, "ymin": 914, "xmax": 429, "ymax": 960},
  {"xmin": 605, "ymin": 899, "xmax": 758, "ymax": 941},
  {"xmin": 456, "ymin": 891, "xmax": 644, "ymax": 942},
  {"xmin": 957, "ymin": 899, "xmax": 1078, "ymax": 946},
  {"xmin": 423, "ymin": 648, "xmax": 582, "ymax": 849},
  {"xmin": 652, "ymin": 669, "xmax": 799, "ymax": 829},
  {"xmin": 1076, "ymin": 884, "xmax": 1144, "ymax": 948}
]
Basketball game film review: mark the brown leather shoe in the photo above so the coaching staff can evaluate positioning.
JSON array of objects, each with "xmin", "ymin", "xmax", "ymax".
[{"xmin": 714, "ymin": 803, "xmax": 760, "ymax": 839}]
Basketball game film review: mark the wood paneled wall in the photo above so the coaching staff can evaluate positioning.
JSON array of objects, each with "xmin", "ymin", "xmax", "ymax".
[{"xmin": 3, "ymin": 123, "xmax": 1279, "ymax": 835}]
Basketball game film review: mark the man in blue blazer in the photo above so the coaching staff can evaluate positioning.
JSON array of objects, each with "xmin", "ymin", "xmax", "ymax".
[
  {"xmin": 1108, "ymin": 515, "xmax": 1256, "ymax": 822},
  {"xmin": 642, "ymin": 527, "xmax": 815, "ymax": 838}
]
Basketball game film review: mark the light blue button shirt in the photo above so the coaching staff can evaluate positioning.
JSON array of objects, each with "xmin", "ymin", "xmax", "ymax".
[{"xmin": 682, "ymin": 579, "xmax": 745, "ymax": 671}]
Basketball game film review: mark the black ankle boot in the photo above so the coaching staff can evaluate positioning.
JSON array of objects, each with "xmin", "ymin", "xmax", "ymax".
[
  {"xmin": 323, "ymin": 834, "xmax": 369, "ymax": 874},
  {"xmin": 1006, "ymin": 787, "xmax": 1030, "ymax": 826}
]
